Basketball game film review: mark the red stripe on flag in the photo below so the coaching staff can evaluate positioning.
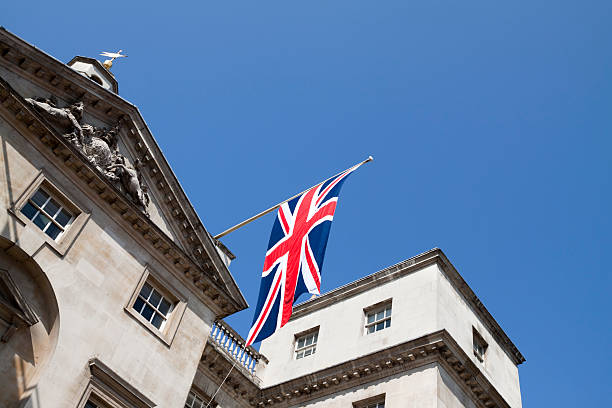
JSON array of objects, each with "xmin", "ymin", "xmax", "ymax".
[{"xmin": 246, "ymin": 272, "xmax": 283, "ymax": 346}]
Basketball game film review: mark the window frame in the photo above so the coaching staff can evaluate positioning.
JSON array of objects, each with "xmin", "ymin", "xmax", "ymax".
[
  {"xmin": 20, "ymin": 187, "xmax": 75, "ymax": 240},
  {"xmin": 125, "ymin": 266, "xmax": 187, "ymax": 347},
  {"xmin": 184, "ymin": 389, "xmax": 216, "ymax": 408},
  {"xmin": 9, "ymin": 169, "xmax": 90, "ymax": 256},
  {"xmin": 77, "ymin": 358, "xmax": 156, "ymax": 408},
  {"xmin": 293, "ymin": 326, "xmax": 319, "ymax": 360},
  {"xmin": 472, "ymin": 327, "xmax": 489, "ymax": 362},
  {"xmin": 364, "ymin": 299, "xmax": 392, "ymax": 335},
  {"xmin": 353, "ymin": 394, "xmax": 386, "ymax": 408}
]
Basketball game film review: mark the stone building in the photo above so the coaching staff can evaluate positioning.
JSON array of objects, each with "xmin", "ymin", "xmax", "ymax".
[{"xmin": 0, "ymin": 28, "xmax": 524, "ymax": 408}]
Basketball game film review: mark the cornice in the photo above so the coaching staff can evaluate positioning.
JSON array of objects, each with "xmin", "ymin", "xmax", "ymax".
[
  {"xmin": 88, "ymin": 358, "xmax": 156, "ymax": 408},
  {"xmin": 0, "ymin": 28, "xmax": 247, "ymax": 317},
  {"xmin": 0, "ymin": 75, "xmax": 240, "ymax": 317},
  {"xmin": 200, "ymin": 330, "xmax": 513, "ymax": 408},
  {"xmin": 290, "ymin": 248, "xmax": 525, "ymax": 366},
  {"xmin": 200, "ymin": 341, "xmax": 262, "ymax": 407}
]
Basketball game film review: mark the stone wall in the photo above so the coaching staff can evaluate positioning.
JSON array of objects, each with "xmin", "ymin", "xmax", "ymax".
[{"xmin": 0, "ymin": 80, "xmax": 215, "ymax": 407}]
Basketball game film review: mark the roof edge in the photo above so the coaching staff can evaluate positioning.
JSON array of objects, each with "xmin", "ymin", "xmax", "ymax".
[{"xmin": 290, "ymin": 248, "xmax": 525, "ymax": 365}]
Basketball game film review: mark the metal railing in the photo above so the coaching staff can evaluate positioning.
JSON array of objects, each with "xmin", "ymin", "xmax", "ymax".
[{"xmin": 209, "ymin": 320, "xmax": 268, "ymax": 374}]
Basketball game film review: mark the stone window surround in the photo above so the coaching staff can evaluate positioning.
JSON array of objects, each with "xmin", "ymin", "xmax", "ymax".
[
  {"xmin": 0, "ymin": 268, "xmax": 39, "ymax": 342},
  {"xmin": 294, "ymin": 326, "xmax": 319, "ymax": 360},
  {"xmin": 472, "ymin": 327, "xmax": 488, "ymax": 362},
  {"xmin": 352, "ymin": 393, "xmax": 386, "ymax": 408},
  {"xmin": 184, "ymin": 388, "xmax": 216, "ymax": 408},
  {"xmin": 125, "ymin": 265, "xmax": 187, "ymax": 347},
  {"xmin": 363, "ymin": 298, "xmax": 392, "ymax": 336},
  {"xmin": 77, "ymin": 358, "xmax": 156, "ymax": 408},
  {"xmin": 8, "ymin": 169, "xmax": 90, "ymax": 256}
]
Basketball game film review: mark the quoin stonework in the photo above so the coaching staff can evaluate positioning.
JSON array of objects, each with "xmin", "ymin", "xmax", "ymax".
[{"xmin": 0, "ymin": 28, "xmax": 524, "ymax": 408}]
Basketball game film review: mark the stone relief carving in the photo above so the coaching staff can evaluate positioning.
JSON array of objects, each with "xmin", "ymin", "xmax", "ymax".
[{"xmin": 25, "ymin": 97, "xmax": 150, "ymax": 216}]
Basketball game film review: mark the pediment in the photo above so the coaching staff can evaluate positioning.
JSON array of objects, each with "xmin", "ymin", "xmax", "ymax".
[
  {"xmin": 0, "ymin": 28, "xmax": 246, "ymax": 318},
  {"xmin": 0, "ymin": 269, "xmax": 38, "ymax": 341}
]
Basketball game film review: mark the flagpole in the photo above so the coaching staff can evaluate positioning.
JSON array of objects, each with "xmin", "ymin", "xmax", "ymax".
[{"xmin": 213, "ymin": 156, "xmax": 373, "ymax": 240}]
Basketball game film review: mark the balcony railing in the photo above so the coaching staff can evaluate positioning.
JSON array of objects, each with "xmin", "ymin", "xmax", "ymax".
[{"xmin": 208, "ymin": 320, "xmax": 268, "ymax": 374}]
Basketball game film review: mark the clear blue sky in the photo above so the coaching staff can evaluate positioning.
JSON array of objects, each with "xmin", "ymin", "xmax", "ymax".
[{"xmin": 5, "ymin": 1, "xmax": 611, "ymax": 405}]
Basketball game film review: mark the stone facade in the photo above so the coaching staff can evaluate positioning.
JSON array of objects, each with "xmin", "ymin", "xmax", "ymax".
[
  {"xmin": 0, "ymin": 28, "xmax": 247, "ymax": 407},
  {"xmin": 0, "ymin": 29, "xmax": 524, "ymax": 408}
]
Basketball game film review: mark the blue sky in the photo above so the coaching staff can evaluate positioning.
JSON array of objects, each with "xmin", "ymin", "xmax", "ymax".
[{"xmin": 4, "ymin": 1, "xmax": 611, "ymax": 405}]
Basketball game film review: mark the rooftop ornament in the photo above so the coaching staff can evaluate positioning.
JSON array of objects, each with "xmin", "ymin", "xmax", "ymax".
[{"xmin": 100, "ymin": 50, "xmax": 127, "ymax": 70}]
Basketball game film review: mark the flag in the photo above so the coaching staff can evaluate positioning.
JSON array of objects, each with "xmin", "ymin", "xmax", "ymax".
[{"xmin": 245, "ymin": 167, "xmax": 358, "ymax": 346}]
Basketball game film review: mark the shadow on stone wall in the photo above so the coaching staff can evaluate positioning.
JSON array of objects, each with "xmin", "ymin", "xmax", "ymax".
[{"xmin": 0, "ymin": 237, "xmax": 59, "ymax": 408}]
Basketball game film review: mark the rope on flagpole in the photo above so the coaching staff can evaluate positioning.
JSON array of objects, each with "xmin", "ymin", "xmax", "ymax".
[
  {"xmin": 213, "ymin": 155, "xmax": 373, "ymax": 239},
  {"xmin": 204, "ymin": 359, "xmax": 237, "ymax": 408}
]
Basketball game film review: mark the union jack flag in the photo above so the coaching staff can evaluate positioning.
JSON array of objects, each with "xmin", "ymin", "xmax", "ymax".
[{"xmin": 245, "ymin": 167, "xmax": 359, "ymax": 346}]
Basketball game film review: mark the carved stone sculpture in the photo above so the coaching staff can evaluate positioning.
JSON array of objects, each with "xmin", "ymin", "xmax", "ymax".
[
  {"xmin": 82, "ymin": 123, "xmax": 119, "ymax": 178},
  {"xmin": 107, "ymin": 156, "xmax": 150, "ymax": 215},
  {"xmin": 24, "ymin": 96, "xmax": 150, "ymax": 216},
  {"xmin": 26, "ymin": 97, "xmax": 84, "ymax": 144}
]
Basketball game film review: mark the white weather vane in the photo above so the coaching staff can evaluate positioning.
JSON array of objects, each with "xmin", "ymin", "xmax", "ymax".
[{"xmin": 100, "ymin": 50, "xmax": 127, "ymax": 70}]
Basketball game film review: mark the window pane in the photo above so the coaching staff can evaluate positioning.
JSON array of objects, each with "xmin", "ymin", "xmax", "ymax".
[
  {"xmin": 385, "ymin": 307, "xmax": 392, "ymax": 317},
  {"xmin": 313, "ymin": 332, "xmax": 318, "ymax": 342},
  {"xmin": 85, "ymin": 401, "xmax": 98, "ymax": 408},
  {"xmin": 140, "ymin": 283, "xmax": 153, "ymax": 298},
  {"xmin": 305, "ymin": 336, "xmax": 312, "ymax": 346},
  {"xmin": 376, "ymin": 311, "xmax": 384, "ymax": 321},
  {"xmin": 151, "ymin": 312, "xmax": 164, "ymax": 329},
  {"xmin": 45, "ymin": 223, "xmax": 61, "ymax": 240},
  {"xmin": 33, "ymin": 212, "xmax": 51, "ymax": 230},
  {"xmin": 21, "ymin": 202, "xmax": 38, "ymax": 220},
  {"xmin": 31, "ymin": 189, "xmax": 48, "ymax": 206},
  {"xmin": 55, "ymin": 209, "xmax": 72, "ymax": 226},
  {"xmin": 141, "ymin": 304, "xmax": 155, "ymax": 320},
  {"xmin": 44, "ymin": 198, "xmax": 60, "ymax": 217},
  {"xmin": 296, "ymin": 351, "xmax": 303, "ymax": 359},
  {"xmin": 133, "ymin": 297, "xmax": 145, "ymax": 313},
  {"xmin": 385, "ymin": 319, "xmax": 391, "ymax": 328},
  {"xmin": 367, "ymin": 313, "xmax": 375, "ymax": 324},
  {"xmin": 368, "ymin": 325, "xmax": 375, "ymax": 334},
  {"xmin": 312, "ymin": 345, "xmax": 316, "ymax": 354},
  {"xmin": 159, "ymin": 298, "xmax": 171, "ymax": 315},
  {"xmin": 149, "ymin": 289, "xmax": 162, "ymax": 307},
  {"xmin": 376, "ymin": 321, "xmax": 384, "ymax": 331},
  {"xmin": 304, "ymin": 348, "xmax": 312, "ymax": 357},
  {"xmin": 298, "ymin": 338, "xmax": 305, "ymax": 348},
  {"xmin": 185, "ymin": 393, "xmax": 194, "ymax": 406}
]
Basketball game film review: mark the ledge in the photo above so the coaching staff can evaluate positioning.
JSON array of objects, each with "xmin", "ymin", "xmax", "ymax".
[{"xmin": 200, "ymin": 329, "xmax": 514, "ymax": 408}]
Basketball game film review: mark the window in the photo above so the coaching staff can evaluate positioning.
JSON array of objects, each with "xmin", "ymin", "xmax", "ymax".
[
  {"xmin": 10, "ymin": 170, "xmax": 90, "ymax": 256},
  {"xmin": 473, "ymin": 328, "xmax": 488, "ymax": 362},
  {"xmin": 78, "ymin": 358, "xmax": 156, "ymax": 408},
  {"xmin": 353, "ymin": 394, "xmax": 385, "ymax": 408},
  {"xmin": 132, "ymin": 281, "xmax": 173, "ymax": 330},
  {"xmin": 365, "ymin": 302, "xmax": 391, "ymax": 334},
  {"xmin": 83, "ymin": 399, "xmax": 109, "ymax": 408},
  {"xmin": 184, "ymin": 390, "xmax": 208, "ymax": 408},
  {"xmin": 295, "ymin": 329, "xmax": 318, "ymax": 359},
  {"xmin": 20, "ymin": 187, "xmax": 73, "ymax": 240},
  {"xmin": 125, "ymin": 266, "xmax": 187, "ymax": 346}
]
